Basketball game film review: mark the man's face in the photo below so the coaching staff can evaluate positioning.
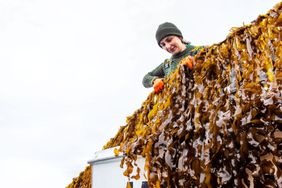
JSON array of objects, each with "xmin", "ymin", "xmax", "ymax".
[{"xmin": 159, "ymin": 35, "xmax": 185, "ymax": 55}]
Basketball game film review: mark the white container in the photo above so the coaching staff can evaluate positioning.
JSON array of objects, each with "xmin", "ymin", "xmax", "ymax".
[{"xmin": 88, "ymin": 147, "xmax": 148, "ymax": 188}]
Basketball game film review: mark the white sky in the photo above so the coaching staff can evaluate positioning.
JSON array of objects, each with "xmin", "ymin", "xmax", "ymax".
[{"xmin": 0, "ymin": 0, "xmax": 280, "ymax": 187}]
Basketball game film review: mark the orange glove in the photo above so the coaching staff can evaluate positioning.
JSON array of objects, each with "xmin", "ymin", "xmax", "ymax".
[
  {"xmin": 181, "ymin": 56, "xmax": 194, "ymax": 69},
  {"xmin": 153, "ymin": 78, "xmax": 164, "ymax": 93}
]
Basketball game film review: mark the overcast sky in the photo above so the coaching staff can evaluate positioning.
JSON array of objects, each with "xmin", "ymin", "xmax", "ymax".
[{"xmin": 0, "ymin": 0, "xmax": 280, "ymax": 187}]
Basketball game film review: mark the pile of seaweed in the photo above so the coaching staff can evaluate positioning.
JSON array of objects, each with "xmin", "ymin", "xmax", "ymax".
[
  {"xmin": 104, "ymin": 2, "xmax": 282, "ymax": 188},
  {"xmin": 67, "ymin": 2, "xmax": 282, "ymax": 188}
]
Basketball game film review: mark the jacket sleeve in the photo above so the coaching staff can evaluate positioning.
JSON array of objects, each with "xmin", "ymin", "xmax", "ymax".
[{"xmin": 142, "ymin": 63, "xmax": 165, "ymax": 88}]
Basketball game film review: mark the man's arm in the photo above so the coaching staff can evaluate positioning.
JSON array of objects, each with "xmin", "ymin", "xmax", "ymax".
[{"xmin": 142, "ymin": 63, "xmax": 165, "ymax": 88}]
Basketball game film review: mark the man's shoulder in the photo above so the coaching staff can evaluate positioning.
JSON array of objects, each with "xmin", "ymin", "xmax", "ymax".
[{"xmin": 187, "ymin": 44, "xmax": 205, "ymax": 56}]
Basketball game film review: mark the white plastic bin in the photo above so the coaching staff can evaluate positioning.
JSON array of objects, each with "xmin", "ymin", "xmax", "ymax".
[{"xmin": 88, "ymin": 147, "xmax": 148, "ymax": 188}]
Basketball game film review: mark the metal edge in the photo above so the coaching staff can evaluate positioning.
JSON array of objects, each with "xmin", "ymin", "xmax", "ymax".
[{"xmin": 87, "ymin": 154, "xmax": 124, "ymax": 164}]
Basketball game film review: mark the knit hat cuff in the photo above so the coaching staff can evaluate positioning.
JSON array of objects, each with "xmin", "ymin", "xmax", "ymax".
[{"xmin": 155, "ymin": 23, "xmax": 183, "ymax": 47}]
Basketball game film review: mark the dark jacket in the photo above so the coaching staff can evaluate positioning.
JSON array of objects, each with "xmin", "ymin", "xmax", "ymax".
[{"xmin": 142, "ymin": 44, "xmax": 203, "ymax": 88}]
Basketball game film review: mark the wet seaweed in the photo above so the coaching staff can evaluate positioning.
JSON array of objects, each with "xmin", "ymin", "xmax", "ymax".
[
  {"xmin": 104, "ymin": 2, "xmax": 282, "ymax": 188},
  {"xmin": 67, "ymin": 2, "xmax": 282, "ymax": 188}
]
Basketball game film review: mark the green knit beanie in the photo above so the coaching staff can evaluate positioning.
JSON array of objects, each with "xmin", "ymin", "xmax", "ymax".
[{"xmin": 155, "ymin": 22, "xmax": 183, "ymax": 47}]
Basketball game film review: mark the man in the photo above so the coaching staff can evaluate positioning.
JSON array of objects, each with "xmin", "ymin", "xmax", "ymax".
[{"xmin": 142, "ymin": 22, "xmax": 203, "ymax": 93}]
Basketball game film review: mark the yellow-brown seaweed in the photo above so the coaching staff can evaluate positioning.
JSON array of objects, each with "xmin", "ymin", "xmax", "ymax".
[
  {"xmin": 104, "ymin": 2, "xmax": 282, "ymax": 187},
  {"xmin": 67, "ymin": 2, "xmax": 282, "ymax": 188}
]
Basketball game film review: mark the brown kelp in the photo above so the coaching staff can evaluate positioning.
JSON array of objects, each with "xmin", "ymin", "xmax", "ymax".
[{"xmin": 104, "ymin": 2, "xmax": 282, "ymax": 188}]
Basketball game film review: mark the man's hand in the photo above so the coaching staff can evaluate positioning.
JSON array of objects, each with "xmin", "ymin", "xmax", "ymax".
[
  {"xmin": 153, "ymin": 78, "xmax": 164, "ymax": 93},
  {"xmin": 181, "ymin": 56, "xmax": 194, "ymax": 69}
]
